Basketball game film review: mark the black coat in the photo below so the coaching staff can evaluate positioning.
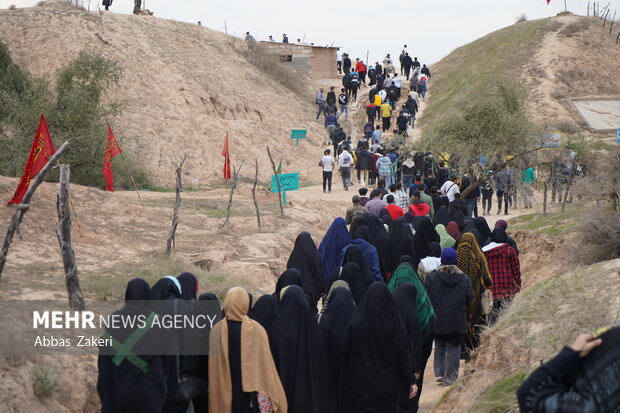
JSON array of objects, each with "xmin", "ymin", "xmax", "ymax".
[
  {"xmin": 358, "ymin": 149, "xmax": 373, "ymax": 171},
  {"xmin": 424, "ymin": 266, "xmax": 473, "ymax": 336}
]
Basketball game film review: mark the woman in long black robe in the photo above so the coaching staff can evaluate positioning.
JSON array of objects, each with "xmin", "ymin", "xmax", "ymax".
[
  {"xmin": 248, "ymin": 294, "xmax": 279, "ymax": 331},
  {"xmin": 274, "ymin": 268, "xmax": 303, "ymax": 303},
  {"xmin": 286, "ymin": 232, "xmax": 326, "ymax": 309},
  {"xmin": 342, "ymin": 282, "xmax": 415, "ymax": 413},
  {"xmin": 473, "ymin": 217, "xmax": 492, "ymax": 247},
  {"xmin": 268, "ymin": 285, "xmax": 326, "ymax": 413},
  {"xmin": 97, "ymin": 278, "xmax": 175, "ymax": 413},
  {"xmin": 336, "ymin": 262, "xmax": 369, "ymax": 305},
  {"xmin": 388, "ymin": 218, "xmax": 416, "ymax": 275},
  {"xmin": 177, "ymin": 272, "xmax": 198, "ymax": 300},
  {"xmin": 394, "ymin": 283, "xmax": 423, "ymax": 413},
  {"xmin": 413, "ymin": 217, "xmax": 440, "ymax": 267},
  {"xmin": 319, "ymin": 287, "xmax": 356, "ymax": 413},
  {"xmin": 432, "ymin": 205, "xmax": 450, "ymax": 227},
  {"xmin": 351, "ymin": 213, "xmax": 391, "ymax": 279},
  {"xmin": 193, "ymin": 293, "xmax": 220, "ymax": 413}
]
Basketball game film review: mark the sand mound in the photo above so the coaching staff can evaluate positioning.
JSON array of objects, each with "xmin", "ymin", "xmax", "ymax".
[{"xmin": 0, "ymin": 2, "xmax": 326, "ymax": 187}]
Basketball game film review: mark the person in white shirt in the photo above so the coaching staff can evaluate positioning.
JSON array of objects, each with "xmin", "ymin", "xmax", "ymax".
[
  {"xmin": 337, "ymin": 51, "xmax": 343, "ymax": 75},
  {"xmin": 320, "ymin": 149, "xmax": 335, "ymax": 193},
  {"xmin": 441, "ymin": 179, "xmax": 460, "ymax": 203},
  {"xmin": 338, "ymin": 146, "xmax": 353, "ymax": 190}
]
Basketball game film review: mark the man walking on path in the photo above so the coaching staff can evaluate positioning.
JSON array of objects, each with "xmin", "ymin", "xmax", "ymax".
[
  {"xmin": 345, "ymin": 195, "xmax": 367, "ymax": 225},
  {"xmin": 425, "ymin": 248, "xmax": 474, "ymax": 386},
  {"xmin": 343, "ymin": 53, "xmax": 352, "ymax": 74},
  {"xmin": 402, "ymin": 52, "xmax": 413, "ymax": 80},
  {"xmin": 338, "ymin": 88, "xmax": 349, "ymax": 121},
  {"xmin": 495, "ymin": 168, "xmax": 512, "ymax": 215},
  {"xmin": 337, "ymin": 50, "xmax": 342, "ymax": 74},
  {"xmin": 520, "ymin": 167, "xmax": 535, "ymax": 209},
  {"xmin": 324, "ymin": 112, "xmax": 337, "ymax": 145},
  {"xmin": 320, "ymin": 149, "xmax": 335, "ymax": 193},
  {"xmin": 381, "ymin": 101, "xmax": 392, "ymax": 132},
  {"xmin": 316, "ymin": 88, "xmax": 326, "ymax": 120},
  {"xmin": 338, "ymin": 145, "xmax": 353, "ymax": 190},
  {"xmin": 421, "ymin": 64, "xmax": 432, "ymax": 78},
  {"xmin": 365, "ymin": 189, "xmax": 388, "ymax": 216},
  {"xmin": 376, "ymin": 150, "xmax": 392, "ymax": 186},
  {"xmin": 355, "ymin": 58, "xmax": 367, "ymax": 84},
  {"xmin": 326, "ymin": 86, "xmax": 337, "ymax": 114}
]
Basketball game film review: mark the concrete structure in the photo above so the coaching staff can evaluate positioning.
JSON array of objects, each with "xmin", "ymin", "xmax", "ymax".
[
  {"xmin": 259, "ymin": 41, "xmax": 338, "ymax": 79},
  {"xmin": 571, "ymin": 98, "xmax": 620, "ymax": 130}
]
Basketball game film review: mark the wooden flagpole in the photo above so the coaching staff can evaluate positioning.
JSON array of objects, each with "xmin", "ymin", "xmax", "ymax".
[{"xmin": 118, "ymin": 151, "xmax": 144, "ymax": 208}]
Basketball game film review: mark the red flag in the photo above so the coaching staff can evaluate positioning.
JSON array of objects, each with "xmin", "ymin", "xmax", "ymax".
[
  {"xmin": 102, "ymin": 124, "xmax": 122, "ymax": 192},
  {"xmin": 546, "ymin": 0, "xmax": 551, "ymax": 4},
  {"xmin": 7, "ymin": 114, "xmax": 57, "ymax": 206},
  {"xmin": 222, "ymin": 133, "xmax": 231, "ymax": 181}
]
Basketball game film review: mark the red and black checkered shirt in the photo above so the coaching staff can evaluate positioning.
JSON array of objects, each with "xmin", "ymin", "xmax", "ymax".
[{"xmin": 483, "ymin": 243, "xmax": 521, "ymax": 299}]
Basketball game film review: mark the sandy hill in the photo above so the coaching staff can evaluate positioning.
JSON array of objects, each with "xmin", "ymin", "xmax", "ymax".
[
  {"xmin": 420, "ymin": 14, "xmax": 620, "ymax": 136},
  {"xmin": 0, "ymin": 1, "xmax": 325, "ymax": 187}
]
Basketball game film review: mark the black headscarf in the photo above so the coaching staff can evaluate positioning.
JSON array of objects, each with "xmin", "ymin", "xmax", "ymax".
[
  {"xmin": 337, "ymin": 262, "xmax": 369, "ymax": 305},
  {"xmin": 432, "ymin": 205, "xmax": 450, "ymax": 227},
  {"xmin": 124, "ymin": 278, "xmax": 150, "ymax": 302},
  {"xmin": 469, "ymin": 228, "xmax": 485, "ymax": 249},
  {"xmin": 427, "ymin": 242, "xmax": 442, "ymax": 258},
  {"xmin": 354, "ymin": 225, "xmax": 371, "ymax": 242},
  {"xmin": 177, "ymin": 272, "xmax": 198, "ymax": 300},
  {"xmin": 268, "ymin": 285, "xmax": 325, "ymax": 413},
  {"xmin": 341, "ymin": 282, "xmax": 414, "ymax": 403},
  {"xmin": 399, "ymin": 255, "xmax": 415, "ymax": 266},
  {"xmin": 287, "ymin": 232, "xmax": 326, "ymax": 307},
  {"xmin": 249, "ymin": 294, "xmax": 279, "ymax": 331},
  {"xmin": 98, "ymin": 279, "xmax": 175, "ymax": 413},
  {"xmin": 319, "ymin": 287, "xmax": 355, "ymax": 413},
  {"xmin": 388, "ymin": 218, "xmax": 416, "ymax": 274},
  {"xmin": 341, "ymin": 245, "xmax": 375, "ymax": 290},
  {"xmin": 149, "ymin": 276, "xmax": 182, "ymax": 300},
  {"xmin": 412, "ymin": 216, "xmax": 424, "ymax": 231},
  {"xmin": 381, "ymin": 213, "xmax": 394, "ymax": 229},
  {"xmin": 363, "ymin": 214, "xmax": 391, "ymax": 278},
  {"xmin": 490, "ymin": 228, "xmax": 509, "ymax": 244},
  {"xmin": 461, "ymin": 219, "xmax": 477, "ymax": 235},
  {"xmin": 198, "ymin": 293, "xmax": 218, "ymax": 302},
  {"xmin": 274, "ymin": 268, "xmax": 303, "ymax": 303},
  {"xmin": 413, "ymin": 217, "xmax": 440, "ymax": 266},
  {"xmin": 473, "ymin": 217, "xmax": 492, "ymax": 247}
]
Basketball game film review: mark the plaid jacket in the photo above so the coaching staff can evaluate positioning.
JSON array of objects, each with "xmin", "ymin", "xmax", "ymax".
[{"xmin": 483, "ymin": 243, "xmax": 521, "ymax": 299}]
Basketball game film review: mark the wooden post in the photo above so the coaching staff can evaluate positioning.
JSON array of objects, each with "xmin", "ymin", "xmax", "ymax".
[
  {"xmin": 56, "ymin": 164, "xmax": 85, "ymax": 310},
  {"xmin": 0, "ymin": 141, "xmax": 70, "ymax": 280},
  {"xmin": 587, "ymin": 1, "xmax": 590, "ymax": 16},
  {"xmin": 166, "ymin": 153, "xmax": 188, "ymax": 255},
  {"xmin": 616, "ymin": 30, "xmax": 620, "ymax": 44},
  {"xmin": 222, "ymin": 162, "xmax": 244, "ymax": 228},
  {"xmin": 564, "ymin": 0, "xmax": 567, "ymax": 12},
  {"xmin": 609, "ymin": 11, "xmax": 616, "ymax": 34},
  {"xmin": 267, "ymin": 146, "xmax": 285, "ymax": 218},
  {"xmin": 603, "ymin": 9, "xmax": 609, "ymax": 26},
  {"xmin": 252, "ymin": 158, "xmax": 261, "ymax": 229},
  {"xmin": 118, "ymin": 152, "xmax": 144, "ymax": 208}
]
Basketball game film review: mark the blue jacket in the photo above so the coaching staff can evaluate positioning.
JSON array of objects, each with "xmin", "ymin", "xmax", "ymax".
[{"xmin": 342, "ymin": 239, "xmax": 382, "ymax": 280}]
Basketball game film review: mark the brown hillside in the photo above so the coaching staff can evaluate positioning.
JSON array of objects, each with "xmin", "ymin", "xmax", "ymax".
[
  {"xmin": 421, "ymin": 14, "xmax": 620, "ymax": 136},
  {"xmin": 0, "ymin": 1, "xmax": 325, "ymax": 187}
]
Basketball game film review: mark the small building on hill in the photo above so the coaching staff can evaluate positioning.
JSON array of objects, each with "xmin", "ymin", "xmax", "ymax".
[{"xmin": 258, "ymin": 41, "xmax": 338, "ymax": 79}]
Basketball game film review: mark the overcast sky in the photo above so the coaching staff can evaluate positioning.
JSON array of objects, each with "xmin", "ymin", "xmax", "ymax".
[{"xmin": 2, "ymin": 0, "xmax": 619, "ymax": 64}]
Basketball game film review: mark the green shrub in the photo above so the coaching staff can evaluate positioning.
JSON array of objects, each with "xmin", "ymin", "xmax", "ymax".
[
  {"xmin": 470, "ymin": 369, "xmax": 529, "ymax": 413},
  {"xmin": 32, "ymin": 363, "xmax": 59, "ymax": 397},
  {"xmin": 0, "ymin": 40, "xmax": 150, "ymax": 189}
]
